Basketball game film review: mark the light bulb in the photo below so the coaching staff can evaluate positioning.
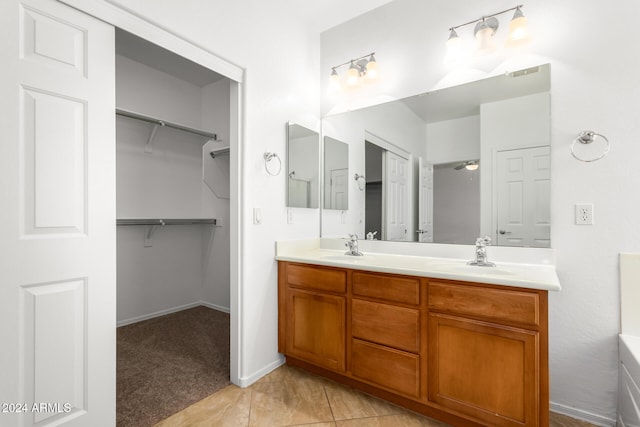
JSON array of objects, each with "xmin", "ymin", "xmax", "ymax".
[
  {"xmin": 365, "ymin": 54, "xmax": 378, "ymax": 80},
  {"xmin": 445, "ymin": 29, "xmax": 462, "ymax": 65},
  {"xmin": 474, "ymin": 17, "xmax": 498, "ymax": 54},
  {"xmin": 506, "ymin": 7, "xmax": 530, "ymax": 47},
  {"xmin": 328, "ymin": 68, "xmax": 340, "ymax": 91},
  {"xmin": 476, "ymin": 26, "xmax": 494, "ymax": 53},
  {"xmin": 346, "ymin": 61, "xmax": 359, "ymax": 86},
  {"xmin": 465, "ymin": 163, "xmax": 479, "ymax": 171}
]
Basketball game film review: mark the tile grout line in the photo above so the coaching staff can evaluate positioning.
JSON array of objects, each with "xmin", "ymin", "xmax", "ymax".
[
  {"xmin": 322, "ymin": 384, "xmax": 337, "ymax": 424},
  {"xmin": 247, "ymin": 386, "xmax": 255, "ymax": 427}
]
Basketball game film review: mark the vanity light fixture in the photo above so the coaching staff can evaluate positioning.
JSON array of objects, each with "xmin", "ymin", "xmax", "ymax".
[
  {"xmin": 328, "ymin": 53, "xmax": 378, "ymax": 90},
  {"xmin": 446, "ymin": 5, "xmax": 529, "ymax": 61}
]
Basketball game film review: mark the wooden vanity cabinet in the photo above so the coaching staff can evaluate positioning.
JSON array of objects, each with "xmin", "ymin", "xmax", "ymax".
[
  {"xmin": 278, "ymin": 262, "xmax": 347, "ymax": 372},
  {"xmin": 278, "ymin": 261, "xmax": 549, "ymax": 427}
]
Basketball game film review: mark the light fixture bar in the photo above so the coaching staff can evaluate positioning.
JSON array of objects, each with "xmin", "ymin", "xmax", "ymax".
[
  {"xmin": 449, "ymin": 4, "xmax": 523, "ymax": 31},
  {"xmin": 330, "ymin": 52, "xmax": 375, "ymax": 71}
]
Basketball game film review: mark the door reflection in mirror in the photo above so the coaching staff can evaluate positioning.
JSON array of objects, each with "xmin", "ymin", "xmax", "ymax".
[
  {"xmin": 364, "ymin": 141, "xmax": 410, "ymax": 241},
  {"xmin": 324, "ymin": 136, "xmax": 349, "ymax": 210}
]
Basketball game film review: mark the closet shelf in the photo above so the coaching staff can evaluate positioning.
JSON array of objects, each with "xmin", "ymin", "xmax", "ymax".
[
  {"xmin": 116, "ymin": 108, "xmax": 217, "ymax": 140},
  {"xmin": 116, "ymin": 218, "xmax": 219, "ymax": 226}
]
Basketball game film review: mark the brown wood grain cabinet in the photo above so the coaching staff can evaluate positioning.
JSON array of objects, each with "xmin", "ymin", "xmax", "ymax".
[
  {"xmin": 286, "ymin": 289, "xmax": 346, "ymax": 371},
  {"xmin": 278, "ymin": 261, "xmax": 549, "ymax": 427},
  {"xmin": 279, "ymin": 262, "xmax": 347, "ymax": 372}
]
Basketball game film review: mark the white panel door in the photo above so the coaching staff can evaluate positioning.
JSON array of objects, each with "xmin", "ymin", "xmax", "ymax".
[
  {"xmin": 384, "ymin": 151, "xmax": 409, "ymax": 241},
  {"xmin": 417, "ymin": 157, "xmax": 433, "ymax": 243},
  {"xmin": 495, "ymin": 146, "xmax": 550, "ymax": 247},
  {"xmin": 330, "ymin": 168, "xmax": 348, "ymax": 210},
  {"xmin": 0, "ymin": 0, "xmax": 116, "ymax": 426}
]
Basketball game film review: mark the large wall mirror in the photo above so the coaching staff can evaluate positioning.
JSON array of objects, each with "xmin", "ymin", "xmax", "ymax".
[
  {"xmin": 287, "ymin": 123, "xmax": 319, "ymax": 208},
  {"xmin": 321, "ymin": 63, "xmax": 551, "ymax": 247}
]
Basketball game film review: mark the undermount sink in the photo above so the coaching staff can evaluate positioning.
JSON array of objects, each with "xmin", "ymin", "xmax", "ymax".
[
  {"xmin": 321, "ymin": 254, "xmax": 365, "ymax": 261},
  {"xmin": 433, "ymin": 264, "xmax": 516, "ymax": 276}
]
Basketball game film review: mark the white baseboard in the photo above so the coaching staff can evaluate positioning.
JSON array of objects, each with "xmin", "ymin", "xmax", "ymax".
[
  {"xmin": 200, "ymin": 301, "xmax": 230, "ymax": 313},
  {"xmin": 117, "ymin": 300, "xmax": 230, "ymax": 327},
  {"xmin": 551, "ymin": 402, "xmax": 616, "ymax": 427},
  {"xmin": 237, "ymin": 356, "xmax": 285, "ymax": 388}
]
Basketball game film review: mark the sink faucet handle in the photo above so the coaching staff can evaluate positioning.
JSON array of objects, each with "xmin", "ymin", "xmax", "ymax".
[{"xmin": 475, "ymin": 236, "xmax": 492, "ymax": 246}]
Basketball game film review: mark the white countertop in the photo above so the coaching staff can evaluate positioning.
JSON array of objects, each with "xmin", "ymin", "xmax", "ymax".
[{"xmin": 276, "ymin": 239, "xmax": 561, "ymax": 292}]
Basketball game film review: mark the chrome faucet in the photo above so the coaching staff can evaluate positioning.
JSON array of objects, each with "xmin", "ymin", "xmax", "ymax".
[
  {"xmin": 468, "ymin": 236, "xmax": 495, "ymax": 267},
  {"xmin": 344, "ymin": 234, "xmax": 364, "ymax": 256}
]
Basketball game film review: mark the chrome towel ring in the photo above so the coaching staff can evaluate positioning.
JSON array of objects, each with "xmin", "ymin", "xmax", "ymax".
[
  {"xmin": 264, "ymin": 152, "xmax": 282, "ymax": 176},
  {"xmin": 571, "ymin": 130, "xmax": 610, "ymax": 162}
]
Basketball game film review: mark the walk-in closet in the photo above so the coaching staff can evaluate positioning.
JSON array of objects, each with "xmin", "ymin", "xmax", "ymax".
[{"xmin": 113, "ymin": 29, "xmax": 232, "ymax": 427}]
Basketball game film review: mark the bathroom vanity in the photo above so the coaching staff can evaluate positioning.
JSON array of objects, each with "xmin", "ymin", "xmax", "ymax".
[{"xmin": 276, "ymin": 239, "xmax": 560, "ymax": 427}]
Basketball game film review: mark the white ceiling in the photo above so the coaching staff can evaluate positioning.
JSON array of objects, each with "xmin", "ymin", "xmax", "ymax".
[
  {"xmin": 284, "ymin": 0, "xmax": 394, "ymax": 32},
  {"xmin": 401, "ymin": 64, "xmax": 551, "ymax": 123},
  {"xmin": 114, "ymin": 1, "xmax": 391, "ymax": 87},
  {"xmin": 115, "ymin": 29, "xmax": 226, "ymax": 87}
]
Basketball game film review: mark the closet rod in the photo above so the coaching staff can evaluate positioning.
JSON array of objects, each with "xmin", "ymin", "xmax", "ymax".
[
  {"xmin": 209, "ymin": 147, "xmax": 230, "ymax": 158},
  {"xmin": 116, "ymin": 218, "xmax": 218, "ymax": 226},
  {"xmin": 116, "ymin": 108, "xmax": 217, "ymax": 140}
]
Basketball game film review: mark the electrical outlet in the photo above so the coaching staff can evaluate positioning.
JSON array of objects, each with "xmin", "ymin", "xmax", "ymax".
[
  {"xmin": 575, "ymin": 203, "xmax": 594, "ymax": 225},
  {"xmin": 287, "ymin": 208, "xmax": 294, "ymax": 224}
]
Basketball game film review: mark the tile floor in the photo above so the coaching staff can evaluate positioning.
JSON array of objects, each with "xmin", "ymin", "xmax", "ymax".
[{"xmin": 154, "ymin": 364, "xmax": 598, "ymax": 427}]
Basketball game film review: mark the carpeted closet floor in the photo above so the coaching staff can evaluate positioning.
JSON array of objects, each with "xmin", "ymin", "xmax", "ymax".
[{"xmin": 117, "ymin": 306, "xmax": 230, "ymax": 427}]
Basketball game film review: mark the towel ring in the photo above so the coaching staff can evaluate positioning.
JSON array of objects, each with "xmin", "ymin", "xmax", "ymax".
[
  {"xmin": 571, "ymin": 130, "xmax": 610, "ymax": 162},
  {"xmin": 354, "ymin": 173, "xmax": 366, "ymax": 191},
  {"xmin": 264, "ymin": 152, "xmax": 282, "ymax": 176}
]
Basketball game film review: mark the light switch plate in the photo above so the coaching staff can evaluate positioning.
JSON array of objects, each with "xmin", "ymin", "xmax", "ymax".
[{"xmin": 253, "ymin": 207, "xmax": 262, "ymax": 225}]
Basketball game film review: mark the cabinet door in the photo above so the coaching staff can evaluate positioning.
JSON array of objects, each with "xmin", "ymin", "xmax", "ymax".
[
  {"xmin": 428, "ymin": 313, "xmax": 538, "ymax": 427},
  {"xmin": 286, "ymin": 289, "xmax": 346, "ymax": 372}
]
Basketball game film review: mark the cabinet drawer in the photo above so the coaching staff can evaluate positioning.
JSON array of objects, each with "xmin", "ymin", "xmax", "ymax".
[
  {"xmin": 352, "ymin": 272, "xmax": 419, "ymax": 305},
  {"xmin": 287, "ymin": 264, "xmax": 346, "ymax": 293},
  {"xmin": 428, "ymin": 282, "xmax": 539, "ymax": 327},
  {"xmin": 351, "ymin": 339, "xmax": 420, "ymax": 398},
  {"xmin": 352, "ymin": 299, "xmax": 419, "ymax": 353}
]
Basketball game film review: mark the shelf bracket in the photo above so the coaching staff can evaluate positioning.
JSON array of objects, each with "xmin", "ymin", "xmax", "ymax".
[
  {"xmin": 144, "ymin": 225, "xmax": 156, "ymax": 247},
  {"xmin": 143, "ymin": 221, "xmax": 164, "ymax": 247},
  {"xmin": 145, "ymin": 122, "xmax": 165, "ymax": 154}
]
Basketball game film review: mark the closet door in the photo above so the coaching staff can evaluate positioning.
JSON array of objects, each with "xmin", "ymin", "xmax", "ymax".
[{"xmin": 0, "ymin": 0, "xmax": 116, "ymax": 426}]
